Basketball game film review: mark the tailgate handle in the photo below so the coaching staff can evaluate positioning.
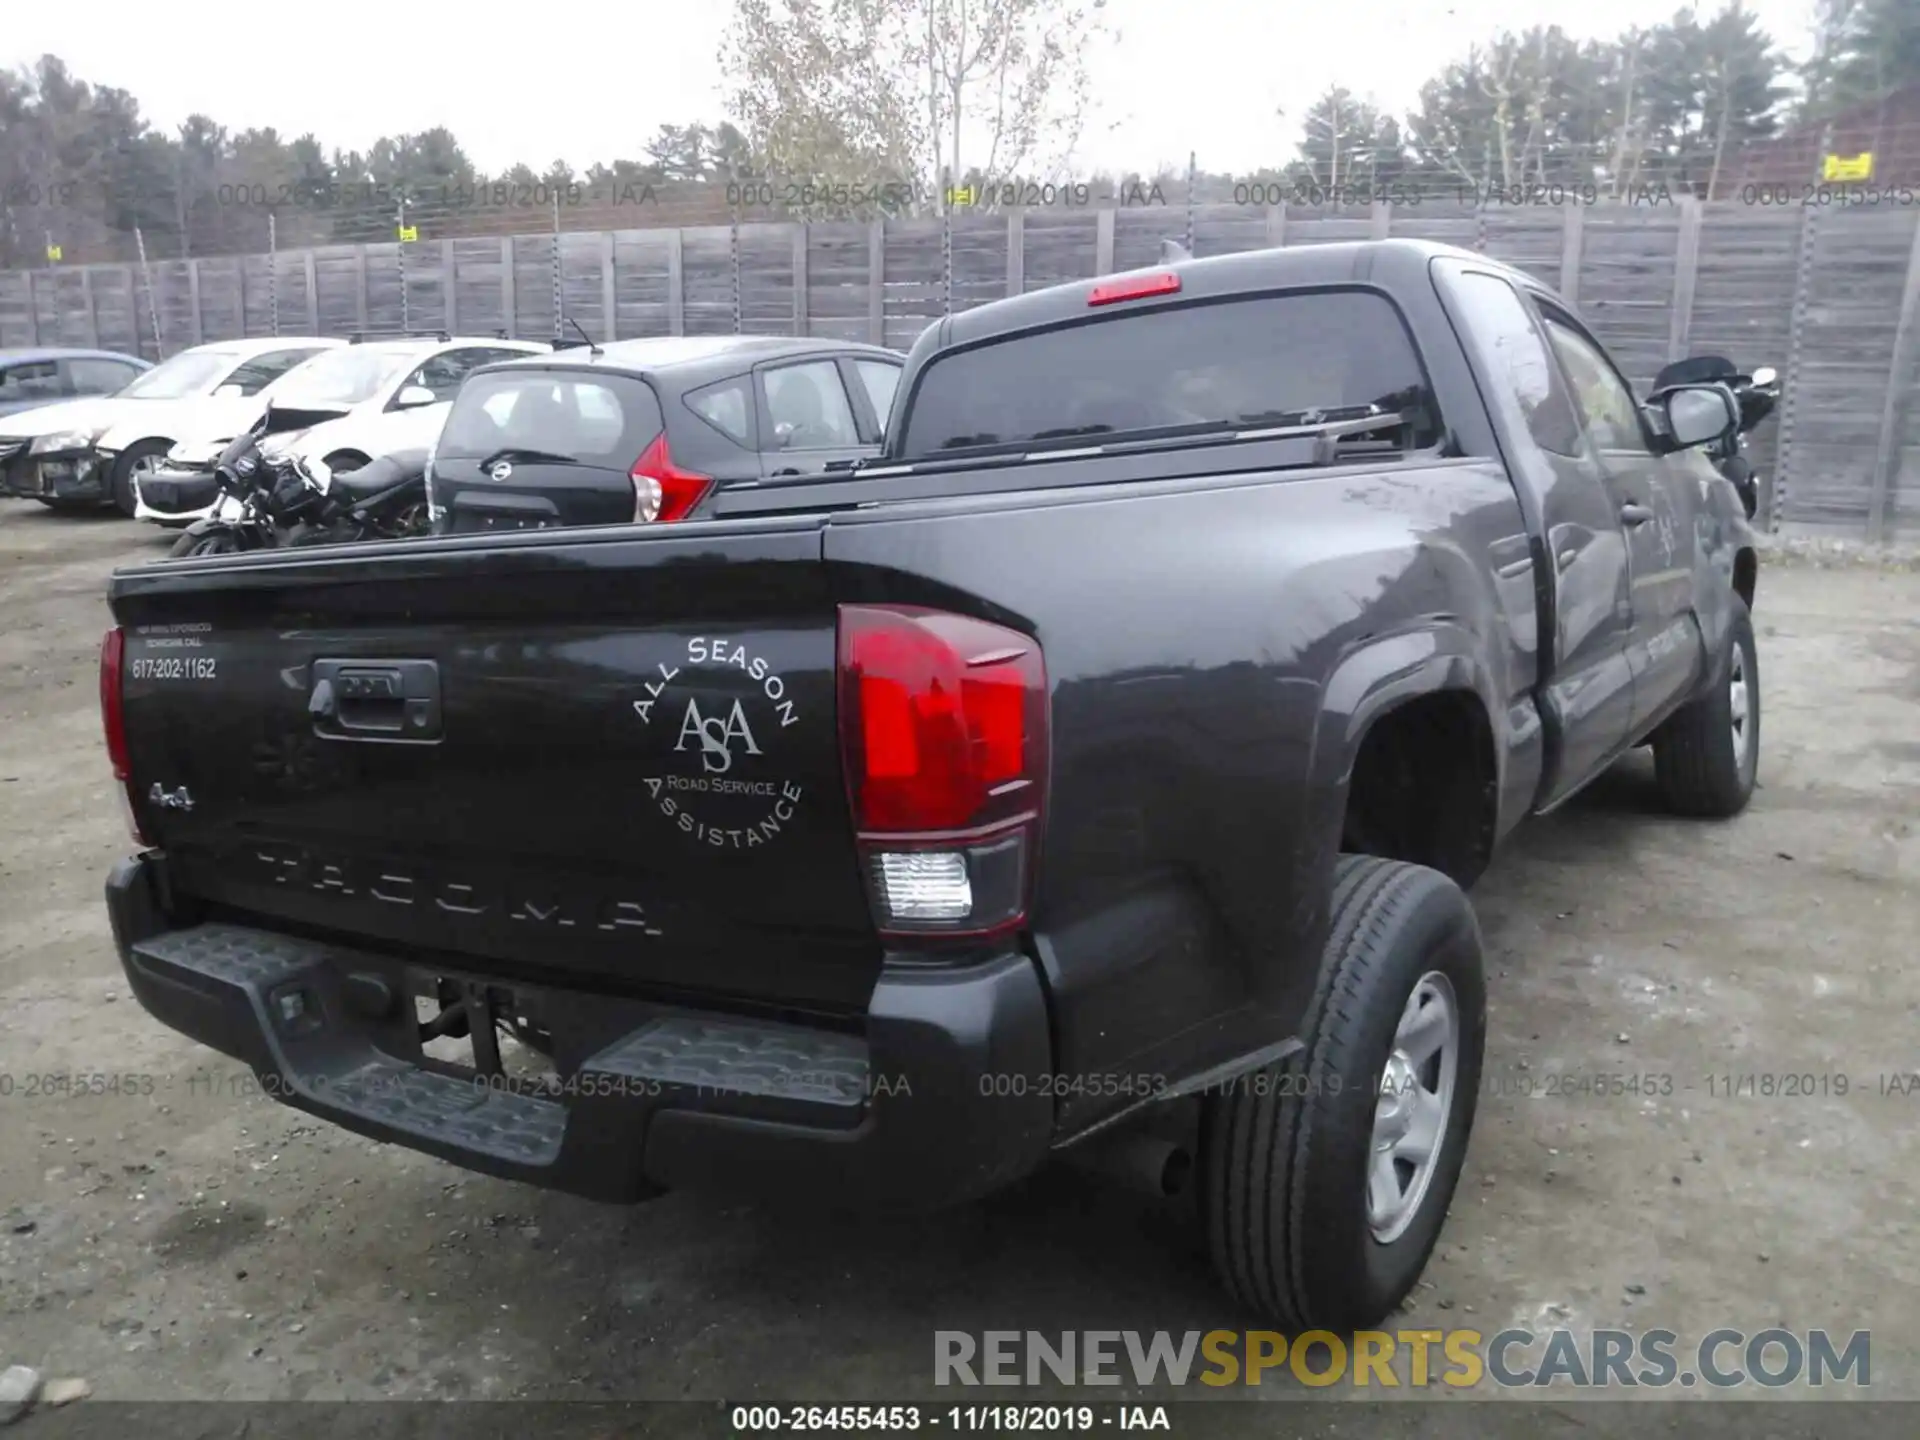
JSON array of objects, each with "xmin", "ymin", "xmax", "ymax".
[{"xmin": 310, "ymin": 659, "xmax": 442, "ymax": 741}]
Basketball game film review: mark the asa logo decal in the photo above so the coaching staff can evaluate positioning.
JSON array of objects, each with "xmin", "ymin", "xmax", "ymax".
[
  {"xmin": 633, "ymin": 636, "xmax": 805, "ymax": 849},
  {"xmin": 674, "ymin": 697, "xmax": 761, "ymax": 774}
]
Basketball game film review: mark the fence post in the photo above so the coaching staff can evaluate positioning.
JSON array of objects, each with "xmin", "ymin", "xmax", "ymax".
[
  {"xmin": 942, "ymin": 202, "xmax": 953, "ymax": 315},
  {"xmin": 552, "ymin": 193, "xmax": 563, "ymax": 338},
  {"xmin": 187, "ymin": 259, "xmax": 205, "ymax": 345},
  {"xmin": 267, "ymin": 214, "xmax": 279, "ymax": 336},
  {"xmin": 1183, "ymin": 151, "xmax": 1197, "ymax": 255},
  {"xmin": 1558, "ymin": 203, "xmax": 1585, "ymax": 304},
  {"xmin": 666, "ymin": 229, "xmax": 685, "ymax": 336},
  {"xmin": 1369, "ymin": 200, "xmax": 1391, "ymax": 240},
  {"xmin": 1769, "ymin": 203, "xmax": 1822, "ymax": 532},
  {"xmin": 1266, "ymin": 203, "xmax": 1288, "ymax": 250},
  {"xmin": 25, "ymin": 270, "xmax": 40, "ymax": 345},
  {"xmin": 867, "ymin": 218, "xmax": 885, "ymax": 346},
  {"xmin": 354, "ymin": 247, "xmax": 370, "ymax": 335},
  {"xmin": 1666, "ymin": 196, "xmax": 1704, "ymax": 363},
  {"xmin": 1006, "ymin": 210, "xmax": 1025, "ymax": 296},
  {"xmin": 499, "ymin": 237, "xmax": 516, "ymax": 337},
  {"xmin": 134, "ymin": 226, "xmax": 163, "ymax": 359},
  {"xmin": 397, "ymin": 197, "xmax": 410, "ymax": 336},
  {"xmin": 1867, "ymin": 208, "xmax": 1920, "ymax": 544},
  {"xmin": 443, "ymin": 239, "xmax": 459, "ymax": 334},
  {"xmin": 1094, "ymin": 208, "xmax": 1116, "ymax": 275},
  {"xmin": 80, "ymin": 266, "xmax": 100, "ymax": 346},
  {"xmin": 602, "ymin": 232, "xmax": 618, "ymax": 341},
  {"xmin": 728, "ymin": 219, "xmax": 742, "ymax": 335},
  {"xmin": 302, "ymin": 251, "xmax": 319, "ymax": 335},
  {"xmin": 236, "ymin": 252, "xmax": 248, "ymax": 338},
  {"xmin": 790, "ymin": 225, "xmax": 807, "ymax": 337}
]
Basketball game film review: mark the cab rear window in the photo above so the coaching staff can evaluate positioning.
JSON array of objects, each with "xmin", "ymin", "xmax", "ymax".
[
  {"xmin": 439, "ymin": 371, "xmax": 664, "ymax": 464},
  {"xmin": 898, "ymin": 289, "xmax": 1440, "ymax": 459}
]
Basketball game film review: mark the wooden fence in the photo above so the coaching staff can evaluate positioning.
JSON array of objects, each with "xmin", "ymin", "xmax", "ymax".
[{"xmin": 3, "ymin": 197, "xmax": 1918, "ymax": 541}]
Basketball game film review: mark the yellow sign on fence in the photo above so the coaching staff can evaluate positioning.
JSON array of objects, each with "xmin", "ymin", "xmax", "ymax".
[
  {"xmin": 1822, "ymin": 152, "xmax": 1874, "ymax": 182},
  {"xmin": 44, "ymin": 243, "xmax": 62, "ymax": 262},
  {"xmin": 396, "ymin": 224, "xmax": 419, "ymax": 242}
]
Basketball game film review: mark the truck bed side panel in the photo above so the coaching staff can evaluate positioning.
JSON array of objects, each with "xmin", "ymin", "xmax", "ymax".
[{"xmin": 820, "ymin": 457, "xmax": 1535, "ymax": 1126}]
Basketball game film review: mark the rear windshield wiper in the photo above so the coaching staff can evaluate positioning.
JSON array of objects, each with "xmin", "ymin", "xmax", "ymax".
[{"xmin": 472, "ymin": 447, "xmax": 579, "ymax": 469}]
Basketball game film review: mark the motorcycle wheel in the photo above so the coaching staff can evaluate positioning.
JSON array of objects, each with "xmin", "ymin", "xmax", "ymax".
[{"xmin": 169, "ymin": 530, "xmax": 242, "ymax": 558}]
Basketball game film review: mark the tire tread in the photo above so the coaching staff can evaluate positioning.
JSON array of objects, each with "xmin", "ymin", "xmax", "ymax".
[{"xmin": 1205, "ymin": 854, "xmax": 1469, "ymax": 1329}]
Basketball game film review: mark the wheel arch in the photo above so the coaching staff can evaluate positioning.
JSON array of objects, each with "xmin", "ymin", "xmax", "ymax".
[{"xmin": 1306, "ymin": 627, "xmax": 1509, "ymax": 895}]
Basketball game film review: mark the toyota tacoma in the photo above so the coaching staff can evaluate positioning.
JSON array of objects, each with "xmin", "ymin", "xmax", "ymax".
[{"xmin": 97, "ymin": 240, "xmax": 1760, "ymax": 1329}]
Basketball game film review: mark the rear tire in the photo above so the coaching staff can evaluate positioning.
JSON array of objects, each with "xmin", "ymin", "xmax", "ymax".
[
  {"xmin": 1200, "ymin": 855, "xmax": 1486, "ymax": 1331},
  {"xmin": 1651, "ymin": 598, "xmax": 1759, "ymax": 818},
  {"xmin": 169, "ymin": 530, "xmax": 240, "ymax": 558}
]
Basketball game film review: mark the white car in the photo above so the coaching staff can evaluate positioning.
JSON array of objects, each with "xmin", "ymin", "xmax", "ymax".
[
  {"xmin": 0, "ymin": 336, "xmax": 343, "ymax": 513},
  {"xmin": 141, "ymin": 336, "xmax": 549, "ymax": 525}
]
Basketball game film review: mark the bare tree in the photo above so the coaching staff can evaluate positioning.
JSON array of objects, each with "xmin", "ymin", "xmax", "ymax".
[{"xmin": 720, "ymin": 0, "xmax": 1109, "ymax": 211}]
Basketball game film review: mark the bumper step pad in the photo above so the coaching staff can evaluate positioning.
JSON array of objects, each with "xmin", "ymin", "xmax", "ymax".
[
  {"xmin": 589, "ymin": 1017, "xmax": 869, "ymax": 1109},
  {"xmin": 323, "ymin": 1055, "xmax": 564, "ymax": 1166},
  {"xmin": 129, "ymin": 923, "xmax": 567, "ymax": 1166}
]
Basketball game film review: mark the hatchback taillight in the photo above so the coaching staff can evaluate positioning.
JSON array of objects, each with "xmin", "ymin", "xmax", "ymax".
[
  {"xmin": 836, "ymin": 605, "xmax": 1048, "ymax": 939},
  {"xmin": 99, "ymin": 626, "xmax": 149, "ymax": 846},
  {"xmin": 631, "ymin": 434, "xmax": 711, "ymax": 523}
]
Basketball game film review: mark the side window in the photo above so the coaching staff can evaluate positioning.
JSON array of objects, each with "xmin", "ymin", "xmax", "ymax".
[
  {"xmin": 66, "ymin": 358, "xmax": 142, "ymax": 395},
  {"xmin": 687, "ymin": 376, "xmax": 754, "ymax": 447},
  {"xmin": 1450, "ymin": 272, "xmax": 1583, "ymax": 458},
  {"xmin": 0, "ymin": 361, "xmax": 64, "ymax": 400},
  {"xmin": 853, "ymin": 360, "xmax": 901, "ymax": 437},
  {"xmin": 761, "ymin": 361, "xmax": 861, "ymax": 449},
  {"xmin": 1538, "ymin": 312, "xmax": 1653, "ymax": 459},
  {"xmin": 405, "ymin": 349, "xmax": 488, "ymax": 402},
  {"xmin": 225, "ymin": 348, "xmax": 322, "ymax": 394}
]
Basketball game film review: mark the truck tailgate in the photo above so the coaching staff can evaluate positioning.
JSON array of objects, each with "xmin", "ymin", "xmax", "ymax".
[{"xmin": 108, "ymin": 523, "xmax": 879, "ymax": 1013}]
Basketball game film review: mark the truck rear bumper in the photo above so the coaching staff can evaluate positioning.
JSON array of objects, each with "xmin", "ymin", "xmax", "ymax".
[{"xmin": 107, "ymin": 852, "xmax": 1055, "ymax": 1210}]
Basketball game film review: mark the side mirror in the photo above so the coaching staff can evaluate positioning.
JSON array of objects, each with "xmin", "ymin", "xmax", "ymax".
[
  {"xmin": 395, "ymin": 385, "xmax": 437, "ymax": 409},
  {"xmin": 213, "ymin": 384, "xmax": 244, "ymax": 399},
  {"xmin": 772, "ymin": 420, "xmax": 798, "ymax": 448},
  {"xmin": 1750, "ymin": 365, "xmax": 1778, "ymax": 389},
  {"xmin": 1660, "ymin": 384, "xmax": 1738, "ymax": 450}
]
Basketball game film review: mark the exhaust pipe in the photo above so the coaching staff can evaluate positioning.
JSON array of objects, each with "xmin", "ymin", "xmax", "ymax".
[{"xmin": 1063, "ymin": 1131, "xmax": 1193, "ymax": 1200}]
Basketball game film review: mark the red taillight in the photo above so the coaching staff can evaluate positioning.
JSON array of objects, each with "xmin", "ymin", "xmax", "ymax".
[
  {"xmin": 631, "ymin": 433, "xmax": 711, "ymax": 523},
  {"xmin": 100, "ymin": 626, "xmax": 129, "ymax": 780},
  {"xmin": 837, "ymin": 605, "xmax": 1048, "ymax": 939},
  {"xmin": 99, "ymin": 626, "xmax": 148, "ymax": 846},
  {"xmin": 1087, "ymin": 271, "xmax": 1181, "ymax": 306}
]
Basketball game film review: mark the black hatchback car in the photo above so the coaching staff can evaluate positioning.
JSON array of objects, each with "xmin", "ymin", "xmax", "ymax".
[{"xmin": 427, "ymin": 336, "xmax": 903, "ymax": 534}]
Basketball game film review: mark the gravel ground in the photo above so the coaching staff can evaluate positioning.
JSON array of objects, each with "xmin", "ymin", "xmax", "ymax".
[{"xmin": 2, "ymin": 502, "xmax": 1917, "ymax": 1434}]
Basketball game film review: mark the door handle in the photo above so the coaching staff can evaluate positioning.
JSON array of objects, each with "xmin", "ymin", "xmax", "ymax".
[
  {"xmin": 310, "ymin": 659, "xmax": 442, "ymax": 741},
  {"xmin": 1620, "ymin": 502, "xmax": 1654, "ymax": 527}
]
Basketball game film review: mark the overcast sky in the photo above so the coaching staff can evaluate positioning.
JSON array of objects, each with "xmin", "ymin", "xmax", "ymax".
[{"xmin": 4, "ymin": 0, "xmax": 1823, "ymax": 179}]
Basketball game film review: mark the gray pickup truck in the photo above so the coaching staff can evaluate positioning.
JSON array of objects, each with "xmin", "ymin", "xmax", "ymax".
[{"xmin": 100, "ymin": 240, "xmax": 1759, "ymax": 1331}]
